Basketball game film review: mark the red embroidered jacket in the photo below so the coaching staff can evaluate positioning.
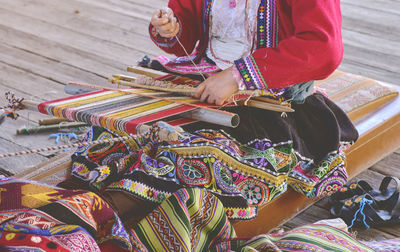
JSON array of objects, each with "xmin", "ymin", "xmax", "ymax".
[{"xmin": 150, "ymin": 0, "xmax": 343, "ymax": 90}]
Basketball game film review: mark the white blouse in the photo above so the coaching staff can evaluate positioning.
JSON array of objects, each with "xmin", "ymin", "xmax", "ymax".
[{"xmin": 206, "ymin": 0, "xmax": 260, "ymax": 70}]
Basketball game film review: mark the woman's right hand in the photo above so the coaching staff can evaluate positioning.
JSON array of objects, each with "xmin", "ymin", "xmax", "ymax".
[{"xmin": 151, "ymin": 8, "xmax": 180, "ymax": 38}]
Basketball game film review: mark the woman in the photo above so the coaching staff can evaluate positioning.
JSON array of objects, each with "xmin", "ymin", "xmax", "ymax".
[
  {"xmin": 64, "ymin": 0, "xmax": 357, "ymax": 226},
  {"xmin": 142, "ymin": 0, "xmax": 358, "ymax": 211}
]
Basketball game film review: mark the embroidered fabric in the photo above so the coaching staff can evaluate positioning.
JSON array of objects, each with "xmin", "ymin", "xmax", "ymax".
[
  {"xmin": 70, "ymin": 119, "xmax": 354, "ymax": 220},
  {"xmin": 206, "ymin": 0, "xmax": 260, "ymax": 70}
]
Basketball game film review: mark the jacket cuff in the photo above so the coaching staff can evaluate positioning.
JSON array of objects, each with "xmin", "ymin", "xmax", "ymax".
[
  {"xmin": 149, "ymin": 19, "xmax": 182, "ymax": 48},
  {"xmin": 234, "ymin": 55, "xmax": 268, "ymax": 90}
]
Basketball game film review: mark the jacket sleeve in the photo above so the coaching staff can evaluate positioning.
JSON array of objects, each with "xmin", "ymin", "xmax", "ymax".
[
  {"xmin": 149, "ymin": 0, "xmax": 203, "ymax": 57},
  {"xmin": 234, "ymin": 0, "xmax": 343, "ymax": 90}
]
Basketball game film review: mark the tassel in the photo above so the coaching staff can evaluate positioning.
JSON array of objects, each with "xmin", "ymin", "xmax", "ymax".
[{"xmin": 348, "ymin": 197, "xmax": 373, "ymax": 229}]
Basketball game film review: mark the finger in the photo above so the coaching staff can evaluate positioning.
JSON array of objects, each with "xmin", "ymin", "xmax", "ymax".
[
  {"xmin": 164, "ymin": 18, "xmax": 178, "ymax": 32},
  {"xmin": 200, "ymin": 89, "xmax": 210, "ymax": 103},
  {"xmin": 207, "ymin": 96, "xmax": 216, "ymax": 105},
  {"xmin": 164, "ymin": 7, "xmax": 173, "ymax": 17},
  {"xmin": 194, "ymin": 82, "xmax": 207, "ymax": 98},
  {"xmin": 152, "ymin": 10, "xmax": 162, "ymax": 19},
  {"xmin": 158, "ymin": 30, "xmax": 175, "ymax": 38},
  {"xmin": 215, "ymin": 97, "xmax": 225, "ymax": 106},
  {"xmin": 172, "ymin": 18, "xmax": 180, "ymax": 34},
  {"xmin": 170, "ymin": 17, "xmax": 178, "ymax": 30},
  {"xmin": 161, "ymin": 24, "xmax": 176, "ymax": 34},
  {"xmin": 152, "ymin": 17, "xmax": 170, "ymax": 26},
  {"xmin": 173, "ymin": 23, "xmax": 180, "ymax": 36}
]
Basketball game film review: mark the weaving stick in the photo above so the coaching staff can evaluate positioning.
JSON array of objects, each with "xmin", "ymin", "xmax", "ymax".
[
  {"xmin": 111, "ymin": 75, "xmax": 295, "ymax": 113},
  {"xmin": 127, "ymin": 66, "xmax": 165, "ymax": 78},
  {"xmin": 111, "ymin": 75, "xmax": 195, "ymax": 94},
  {"xmin": 17, "ymin": 122, "xmax": 88, "ymax": 135},
  {"xmin": 39, "ymin": 118, "xmax": 71, "ymax": 125},
  {"xmin": 240, "ymin": 100, "xmax": 294, "ymax": 113}
]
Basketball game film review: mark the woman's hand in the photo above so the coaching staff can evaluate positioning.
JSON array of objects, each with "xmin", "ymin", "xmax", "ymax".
[
  {"xmin": 151, "ymin": 8, "xmax": 179, "ymax": 38},
  {"xmin": 194, "ymin": 67, "xmax": 239, "ymax": 106}
]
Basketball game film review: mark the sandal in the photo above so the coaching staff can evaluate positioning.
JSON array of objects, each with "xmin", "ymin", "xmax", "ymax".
[
  {"xmin": 329, "ymin": 176, "xmax": 400, "ymax": 204},
  {"xmin": 358, "ymin": 176, "xmax": 400, "ymax": 203},
  {"xmin": 331, "ymin": 192, "xmax": 400, "ymax": 229}
]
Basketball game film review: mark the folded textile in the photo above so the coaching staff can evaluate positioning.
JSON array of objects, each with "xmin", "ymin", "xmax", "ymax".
[{"xmin": 0, "ymin": 177, "xmax": 374, "ymax": 252}]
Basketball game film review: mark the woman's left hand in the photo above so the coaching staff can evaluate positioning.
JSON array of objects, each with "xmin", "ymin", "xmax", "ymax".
[{"xmin": 194, "ymin": 67, "xmax": 238, "ymax": 105}]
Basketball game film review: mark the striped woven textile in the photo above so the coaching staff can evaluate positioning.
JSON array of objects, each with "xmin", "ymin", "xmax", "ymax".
[
  {"xmin": 0, "ymin": 177, "xmax": 374, "ymax": 252},
  {"xmin": 38, "ymin": 89, "xmax": 210, "ymax": 134},
  {"xmin": 131, "ymin": 187, "xmax": 374, "ymax": 252}
]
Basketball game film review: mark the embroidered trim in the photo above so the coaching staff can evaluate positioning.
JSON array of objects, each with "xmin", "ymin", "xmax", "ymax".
[
  {"xmin": 153, "ymin": 55, "xmax": 220, "ymax": 75},
  {"xmin": 235, "ymin": 55, "xmax": 268, "ymax": 90},
  {"xmin": 159, "ymin": 145, "xmax": 288, "ymax": 186},
  {"xmin": 225, "ymin": 206, "xmax": 257, "ymax": 220},
  {"xmin": 233, "ymin": 0, "xmax": 279, "ymax": 90},
  {"xmin": 257, "ymin": 0, "xmax": 278, "ymax": 49},
  {"xmin": 107, "ymin": 179, "xmax": 171, "ymax": 204}
]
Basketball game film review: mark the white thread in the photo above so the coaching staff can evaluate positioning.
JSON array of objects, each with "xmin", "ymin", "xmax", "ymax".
[{"xmin": 175, "ymin": 36, "xmax": 207, "ymax": 81}]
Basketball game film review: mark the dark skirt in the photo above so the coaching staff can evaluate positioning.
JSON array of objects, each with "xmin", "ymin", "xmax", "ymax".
[{"xmin": 184, "ymin": 92, "xmax": 358, "ymax": 164}]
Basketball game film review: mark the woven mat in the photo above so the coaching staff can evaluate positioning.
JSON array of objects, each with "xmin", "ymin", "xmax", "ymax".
[{"xmin": 316, "ymin": 71, "xmax": 399, "ymax": 121}]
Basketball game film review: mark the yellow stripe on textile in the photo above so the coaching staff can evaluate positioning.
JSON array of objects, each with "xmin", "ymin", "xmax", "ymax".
[
  {"xmin": 103, "ymin": 100, "xmax": 174, "ymax": 131},
  {"xmin": 52, "ymin": 92, "xmax": 125, "ymax": 118}
]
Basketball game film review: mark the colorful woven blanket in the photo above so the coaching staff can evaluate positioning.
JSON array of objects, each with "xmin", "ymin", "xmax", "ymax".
[{"xmin": 0, "ymin": 177, "xmax": 374, "ymax": 251}]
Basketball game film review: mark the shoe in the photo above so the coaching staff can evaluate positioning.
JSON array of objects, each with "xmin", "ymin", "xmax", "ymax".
[
  {"xmin": 329, "ymin": 176, "xmax": 399, "ymax": 206},
  {"xmin": 330, "ymin": 192, "xmax": 400, "ymax": 229},
  {"xmin": 358, "ymin": 176, "xmax": 400, "ymax": 204}
]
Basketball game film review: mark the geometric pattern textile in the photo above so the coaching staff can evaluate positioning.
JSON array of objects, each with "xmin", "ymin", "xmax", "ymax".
[
  {"xmin": 0, "ymin": 177, "xmax": 374, "ymax": 251},
  {"xmin": 71, "ymin": 126, "xmax": 350, "ymax": 220}
]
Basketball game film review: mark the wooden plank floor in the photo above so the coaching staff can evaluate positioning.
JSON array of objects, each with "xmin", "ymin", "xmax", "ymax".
[{"xmin": 0, "ymin": 0, "xmax": 399, "ymax": 241}]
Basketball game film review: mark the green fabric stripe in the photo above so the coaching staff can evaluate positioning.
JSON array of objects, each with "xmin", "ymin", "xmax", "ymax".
[
  {"xmin": 250, "ymin": 55, "xmax": 269, "ymax": 89},
  {"xmin": 132, "ymin": 221, "xmax": 159, "ymax": 252}
]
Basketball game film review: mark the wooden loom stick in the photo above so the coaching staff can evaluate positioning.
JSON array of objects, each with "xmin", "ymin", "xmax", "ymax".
[
  {"xmin": 39, "ymin": 118, "xmax": 71, "ymax": 125},
  {"xmin": 127, "ymin": 66, "xmax": 165, "ymax": 78},
  {"xmin": 17, "ymin": 122, "xmax": 88, "ymax": 135},
  {"xmin": 1, "ymin": 123, "xmax": 183, "ymax": 159},
  {"xmin": 112, "ymin": 75, "xmax": 295, "ymax": 113},
  {"xmin": 111, "ymin": 75, "xmax": 195, "ymax": 94},
  {"xmin": 241, "ymin": 100, "xmax": 295, "ymax": 113}
]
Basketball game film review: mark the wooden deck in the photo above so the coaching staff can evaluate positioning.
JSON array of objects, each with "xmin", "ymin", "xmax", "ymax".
[{"xmin": 0, "ymin": 0, "xmax": 399, "ymax": 241}]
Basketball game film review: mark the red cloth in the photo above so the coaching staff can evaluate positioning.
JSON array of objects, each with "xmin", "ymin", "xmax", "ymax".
[{"xmin": 150, "ymin": 0, "xmax": 343, "ymax": 89}]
